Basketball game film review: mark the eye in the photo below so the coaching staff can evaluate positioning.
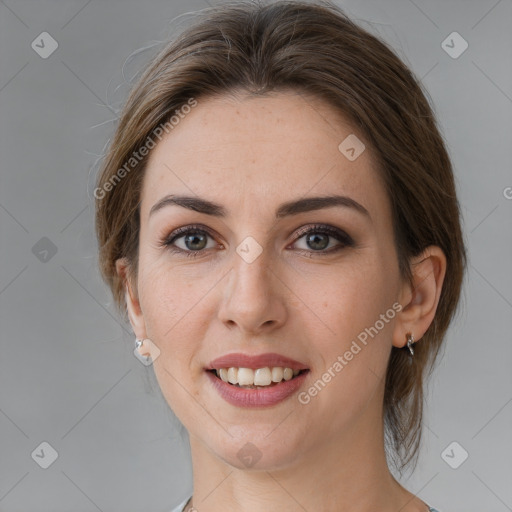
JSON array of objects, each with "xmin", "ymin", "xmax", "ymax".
[
  {"xmin": 160, "ymin": 223, "xmax": 354, "ymax": 258},
  {"xmin": 292, "ymin": 224, "xmax": 354, "ymax": 254},
  {"xmin": 161, "ymin": 225, "xmax": 219, "ymax": 256}
]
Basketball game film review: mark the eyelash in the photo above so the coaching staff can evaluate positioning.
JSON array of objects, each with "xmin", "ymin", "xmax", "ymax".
[{"xmin": 160, "ymin": 223, "xmax": 355, "ymax": 258}]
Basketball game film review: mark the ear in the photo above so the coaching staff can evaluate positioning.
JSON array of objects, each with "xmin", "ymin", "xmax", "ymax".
[
  {"xmin": 392, "ymin": 246, "xmax": 447, "ymax": 348},
  {"xmin": 115, "ymin": 258, "xmax": 147, "ymax": 340}
]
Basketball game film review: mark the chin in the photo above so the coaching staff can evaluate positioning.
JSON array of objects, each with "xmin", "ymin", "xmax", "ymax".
[{"xmin": 207, "ymin": 427, "xmax": 307, "ymax": 472}]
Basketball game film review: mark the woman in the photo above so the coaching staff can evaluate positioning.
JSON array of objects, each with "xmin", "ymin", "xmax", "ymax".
[{"xmin": 95, "ymin": 2, "xmax": 466, "ymax": 511}]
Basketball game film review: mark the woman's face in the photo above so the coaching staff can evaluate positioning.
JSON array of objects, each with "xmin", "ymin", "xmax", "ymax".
[{"xmin": 126, "ymin": 91, "xmax": 407, "ymax": 470}]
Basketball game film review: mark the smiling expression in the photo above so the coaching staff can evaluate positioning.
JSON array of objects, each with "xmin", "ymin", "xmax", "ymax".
[{"xmin": 124, "ymin": 90, "xmax": 406, "ymax": 469}]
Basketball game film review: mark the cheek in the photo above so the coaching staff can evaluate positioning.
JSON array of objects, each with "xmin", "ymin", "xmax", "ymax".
[
  {"xmin": 296, "ymin": 251, "xmax": 399, "ymax": 400},
  {"xmin": 295, "ymin": 251, "xmax": 398, "ymax": 343},
  {"xmin": 137, "ymin": 260, "xmax": 217, "ymax": 422},
  {"xmin": 138, "ymin": 260, "xmax": 193, "ymax": 355},
  {"xmin": 139, "ymin": 255, "xmax": 213, "ymax": 330},
  {"xmin": 137, "ymin": 256, "xmax": 224, "ymax": 384},
  {"xmin": 293, "ymin": 263, "xmax": 398, "ymax": 428}
]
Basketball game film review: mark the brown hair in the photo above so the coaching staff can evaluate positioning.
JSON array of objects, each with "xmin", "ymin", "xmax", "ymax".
[{"xmin": 95, "ymin": 0, "xmax": 466, "ymax": 472}]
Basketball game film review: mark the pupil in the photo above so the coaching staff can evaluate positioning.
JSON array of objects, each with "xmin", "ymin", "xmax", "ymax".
[
  {"xmin": 307, "ymin": 233, "xmax": 329, "ymax": 250},
  {"xmin": 185, "ymin": 232, "xmax": 207, "ymax": 250}
]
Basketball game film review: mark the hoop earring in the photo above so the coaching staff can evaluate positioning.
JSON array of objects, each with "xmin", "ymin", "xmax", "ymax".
[{"xmin": 406, "ymin": 333, "xmax": 415, "ymax": 356}]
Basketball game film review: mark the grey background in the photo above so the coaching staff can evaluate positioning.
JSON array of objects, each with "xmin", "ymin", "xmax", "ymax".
[{"xmin": 0, "ymin": 0, "xmax": 511, "ymax": 511}]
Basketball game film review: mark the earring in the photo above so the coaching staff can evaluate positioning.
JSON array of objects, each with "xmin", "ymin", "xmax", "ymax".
[
  {"xmin": 406, "ymin": 333, "xmax": 415, "ymax": 356},
  {"xmin": 135, "ymin": 338, "xmax": 143, "ymax": 350}
]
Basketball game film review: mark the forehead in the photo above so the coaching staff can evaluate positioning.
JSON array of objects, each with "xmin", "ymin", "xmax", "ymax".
[{"xmin": 141, "ymin": 91, "xmax": 385, "ymax": 219}]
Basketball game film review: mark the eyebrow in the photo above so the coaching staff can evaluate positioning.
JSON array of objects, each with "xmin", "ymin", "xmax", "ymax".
[{"xmin": 149, "ymin": 194, "xmax": 370, "ymax": 220}]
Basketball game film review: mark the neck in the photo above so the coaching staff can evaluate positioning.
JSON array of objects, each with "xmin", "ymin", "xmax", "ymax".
[{"xmin": 186, "ymin": 398, "xmax": 427, "ymax": 512}]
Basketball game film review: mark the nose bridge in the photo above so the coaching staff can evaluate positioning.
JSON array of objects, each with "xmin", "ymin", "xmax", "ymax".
[
  {"xmin": 230, "ymin": 241, "xmax": 272, "ymax": 307},
  {"xmin": 218, "ymin": 237, "xmax": 286, "ymax": 332},
  {"xmin": 232, "ymin": 243, "xmax": 270, "ymax": 296}
]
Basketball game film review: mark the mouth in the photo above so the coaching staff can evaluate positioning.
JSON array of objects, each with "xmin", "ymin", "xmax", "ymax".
[
  {"xmin": 205, "ymin": 353, "xmax": 310, "ymax": 407},
  {"xmin": 208, "ymin": 366, "xmax": 309, "ymax": 389}
]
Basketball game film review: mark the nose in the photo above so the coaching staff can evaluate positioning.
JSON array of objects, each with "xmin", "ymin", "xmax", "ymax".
[{"xmin": 217, "ymin": 247, "xmax": 288, "ymax": 335}]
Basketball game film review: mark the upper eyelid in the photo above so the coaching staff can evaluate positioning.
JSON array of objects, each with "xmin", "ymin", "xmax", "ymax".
[
  {"xmin": 164, "ymin": 224, "xmax": 215, "ymax": 243},
  {"xmin": 293, "ymin": 224, "xmax": 350, "ymax": 238}
]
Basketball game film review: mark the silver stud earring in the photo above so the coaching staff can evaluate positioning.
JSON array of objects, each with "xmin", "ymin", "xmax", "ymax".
[
  {"xmin": 135, "ymin": 338, "xmax": 143, "ymax": 350},
  {"xmin": 406, "ymin": 333, "xmax": 415, "ymax": 356}
]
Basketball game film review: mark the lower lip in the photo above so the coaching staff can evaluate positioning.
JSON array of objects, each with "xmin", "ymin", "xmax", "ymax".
[{"xmin": 206, "ymin": 370, "xmax": 309, "ymax": 407}]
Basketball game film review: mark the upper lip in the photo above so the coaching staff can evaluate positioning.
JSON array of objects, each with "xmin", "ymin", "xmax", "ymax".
[{"xmin": 207, "ymin": 352, "xmax": 309, "ymax": 371}]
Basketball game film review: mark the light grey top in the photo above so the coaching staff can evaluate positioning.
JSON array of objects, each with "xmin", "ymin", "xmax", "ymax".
[{"xmin": 170, "ymin": 497, "xmax": 190, "ymax": 512}]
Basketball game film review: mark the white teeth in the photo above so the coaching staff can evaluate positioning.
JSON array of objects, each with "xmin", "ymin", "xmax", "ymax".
[
  {"xmin": 271, "ymin": 367, "xmax": 284, "ymax": 382},
  {"xmin": 227, "ymin": 367, "xmax": 238, "ymax": 384},
  {"xmin": 214, "ymin": 366, "xmax": 303, "ymax": 387},
  {"xmin": 237, "ymin": 368, "xmax": 254, "ymax": 386},
  {"xmin": 254, "ymin": 367, "xmax": 272, "ymax": 386}
]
